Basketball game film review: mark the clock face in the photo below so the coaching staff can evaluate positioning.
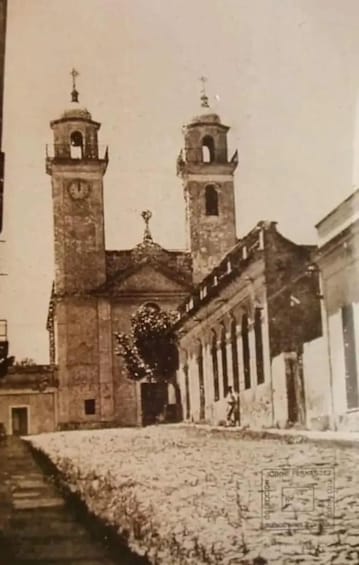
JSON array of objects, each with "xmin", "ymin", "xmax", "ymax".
[{"xmin": 68, "ymin": 179, "xmax": 90, "ymax": 200}]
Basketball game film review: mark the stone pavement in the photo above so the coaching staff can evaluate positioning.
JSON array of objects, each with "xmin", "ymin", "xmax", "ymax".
[
  {"xmin": 0, "ymin": 437, "xmax": 144, "ymax": 565},
  {"xmin": 174, "ymin": 422, "xmax": 359, "ymax": 448}
]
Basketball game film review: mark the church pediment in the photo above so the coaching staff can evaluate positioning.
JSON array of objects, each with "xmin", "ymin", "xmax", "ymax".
[{"xmin": 100, "ymin": 260, "xmax": 191, "ymax": 296}]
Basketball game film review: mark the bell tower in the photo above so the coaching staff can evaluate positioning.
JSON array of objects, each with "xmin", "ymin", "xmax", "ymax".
[
  {"xmin": 46, "ymin": 71, "xmax": 112, "ymax": 428},
  {"xmin": 177, "ymin": 80, "xmax": 238, "ymax": 283},
  {"xmin": 46, "ymin": 69, "xmax": 108, "ymax": 295}
]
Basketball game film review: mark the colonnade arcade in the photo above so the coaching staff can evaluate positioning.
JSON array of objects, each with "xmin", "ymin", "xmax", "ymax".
[{"xmin": 179, "ymin": 298, "xmax": 268, "ymax": 423}]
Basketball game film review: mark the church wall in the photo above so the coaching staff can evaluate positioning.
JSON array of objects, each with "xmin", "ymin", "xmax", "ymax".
[
  {"xmin": 111, "ymin": 288, "xmax": 186, "ymax": 426},
  {"xmin": 185, "ymin": 178, "xmax": 236, "ymax": 283},
  {"xmin": 56, "ymin": 297, "xmax": 104, "ymax": 427},
  {"xmin": 98, "ymin": 298, "xmax": 115, "ymax": 421},
  {"xmin": 51, "ymin": 171, "xmax": 106, "ymax": 295},
  {"xmin": 111, "ymin": 301, "xmax": 140, "ymax": 426}
]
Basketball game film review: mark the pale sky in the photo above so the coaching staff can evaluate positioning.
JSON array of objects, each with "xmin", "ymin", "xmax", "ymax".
[{"xmin": 2, "ymin": 0, "xmax": 359, "ymax": 363}]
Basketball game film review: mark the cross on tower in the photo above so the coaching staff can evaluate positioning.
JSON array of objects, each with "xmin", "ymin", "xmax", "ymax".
[
  {"xmin": 199, "ymin": 76, "xmax": 209, "ymax": 108},
  {"xmin": 141, "ymin": 210, "xmax": 153, "ymax": 243},
  {"xmin": 70, "ymin": 68, "xmax": 80, "ymax": 103}
]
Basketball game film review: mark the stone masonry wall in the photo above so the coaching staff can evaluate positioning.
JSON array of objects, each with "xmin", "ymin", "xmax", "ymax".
[{"xmin": 185, "ymin": 178, "xmax": 236, "ymax": 283}]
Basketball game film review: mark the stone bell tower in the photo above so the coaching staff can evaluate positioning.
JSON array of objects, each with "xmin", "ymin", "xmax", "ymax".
[
  {"xmin": 177, "ymin": 80, "xmax": 238, "ymax": 283},
  {"xmin": 46, "ymin": 69, "xmax": 108, "ymax": 295},
  {"xmin": 46, "ymin": 70, "xmax": 112, "ymax": 427}
]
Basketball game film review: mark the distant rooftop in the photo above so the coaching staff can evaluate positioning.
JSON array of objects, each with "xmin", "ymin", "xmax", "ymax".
[{"xmin": 316, "ymin": 188, "xmax": 359, "ymax": 247}]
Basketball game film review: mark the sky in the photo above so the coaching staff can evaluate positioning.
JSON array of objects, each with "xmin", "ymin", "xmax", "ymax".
[{"xmin": 1, "ymin": 0, "xmax": 359, "ymax": 363}]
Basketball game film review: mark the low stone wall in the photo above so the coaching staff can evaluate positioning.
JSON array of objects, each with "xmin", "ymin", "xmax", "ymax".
[{"xmin": 27, "ymin": 441, "xmax": 150, "ymax": 564}]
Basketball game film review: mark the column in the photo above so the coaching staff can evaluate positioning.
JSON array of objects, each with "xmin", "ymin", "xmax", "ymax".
[{"xmin": 98, "ymin": 298, "xmax": 114, "ymax": 421}]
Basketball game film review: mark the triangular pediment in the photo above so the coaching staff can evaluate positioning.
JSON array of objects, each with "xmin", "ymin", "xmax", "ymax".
[{"xmin": 102, "ymin": 261, "xmax": 191, "ymax": 295}]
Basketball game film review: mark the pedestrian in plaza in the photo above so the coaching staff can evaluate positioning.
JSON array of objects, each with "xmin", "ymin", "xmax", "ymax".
[{"xmin": 226, "ymin": 386, "xmax": 236, "ymax": 426}]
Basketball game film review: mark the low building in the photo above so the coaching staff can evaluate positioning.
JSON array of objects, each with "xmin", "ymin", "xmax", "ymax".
[
  {"xmin": 176, "ymin": 221, "xmax": 323, "ymax": 429},
  {"xmin": 316, "ymin": 189, "xmax": 359, "ymax": 431},
  {"xmin": 0, "ymin": 365, "xmax": 58, "ymax": 435}
]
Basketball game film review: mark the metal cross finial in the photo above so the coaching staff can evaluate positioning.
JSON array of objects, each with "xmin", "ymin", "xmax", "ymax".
[
  {"xmin": 141, "ymin": 210, "xmax": 153, "ymax": 243},
  {"xmin": 71, "ymin": 68, "xmax": 79, "ymax": 89},
  {"xmin": 70, "ymin": 68, "xmax": 80, "ymax": 102},
  {"xmin": 200, "ymin": 75, "xmax": 210, "ymax": 108}
]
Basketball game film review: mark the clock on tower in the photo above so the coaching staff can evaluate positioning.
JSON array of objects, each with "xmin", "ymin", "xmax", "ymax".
[{"xmin": 46, "ymin": 69, "xmax": 109, "ymax": 294}]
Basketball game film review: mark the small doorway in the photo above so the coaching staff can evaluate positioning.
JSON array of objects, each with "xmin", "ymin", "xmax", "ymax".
[
  {"xmin": 141, "ymin": 382, "xmax": 168, "ymax": 426},
  {"xmin": 11, "ymin": 407, "xmax": 29, "ymax": 436}
]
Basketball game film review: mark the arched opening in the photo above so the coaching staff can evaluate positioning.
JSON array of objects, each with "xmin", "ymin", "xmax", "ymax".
[
  {"xmin": 211, "ymin": 331, "xmax": 219, "ymax": 401},
  {"xmin": 205, "ymin": 185, "xmax": 219, "ymax": 216},
  {"xmin": 242, "ymin": 313, "xmax": 251, "ymax": 389},
  {"xmin": 70, "ymin": 131, "xmax": 83, "ymax": 159},
  {"xmin": 221, "ymin": 324, "xmax": 228, "ymax": 396},
  {"xmin": 143, "ymin": 302, "xmax": 160, "ymax": 312},
  {"xmin": 254, "ymin": 308, "xmax": 265, "ymax": 384},
  {"xmin": 230, "ymin": 316, "xmax": 240, "ymax": 394},
  {"xmin": 202, "ymin": 135, "xmax": 215, "ymax": 163}
]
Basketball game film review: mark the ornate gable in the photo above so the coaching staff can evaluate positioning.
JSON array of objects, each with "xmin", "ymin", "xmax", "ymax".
[
  {"xmin": 106, "ymin": 261, "xmax": 190, "ymax": 295},
  {"xmin": 94, "ymin": 211, "xmax": 193, "ymax": 299}
]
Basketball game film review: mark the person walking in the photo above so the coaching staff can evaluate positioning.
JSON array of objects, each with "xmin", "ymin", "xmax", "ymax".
[{"xmin": 226, "ymin": 386, "xmax": 236, "ymax": 426}]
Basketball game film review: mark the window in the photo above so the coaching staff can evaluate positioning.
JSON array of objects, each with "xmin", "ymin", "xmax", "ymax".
[
  {"xmin": 231, "ymin": 317, "xmax": 240, "ymax": 393},
  {"xmin": 254, "ymin": 308, "xmax": 265, "ymax": 384},
  {"xmin": 342, "ymin": 304, "xmax": 359, "ymax": 409},
  {"xmin": 205, "ymin": 185, "xmax": 219, "ymax": 216},
  {"xmin": 70, "ymin": 131, "xmax": 83, "ymax": 159},
  {"xmin": 221, "ymin": 325, "xmax": 228, "ymax": 396},
  {"xmin": 202, "ymin": 135, "xmax": 215, "ymax": 162},
  {"xmin": 211, "ymin": 332, "xmax": 220, "ymax": 401},
  {"xmin": 84, "ymin": 399, "xmax": 96, "ymax": 415},
  {"xmin": 242, "ymin": 314, "xmax": 251, "ymax": 389}
]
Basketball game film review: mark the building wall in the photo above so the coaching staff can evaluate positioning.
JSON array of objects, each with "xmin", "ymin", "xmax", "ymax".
[
  {"xmin": 56, "ymin": 297, "xmax": 104, "ymax": 427},
  {"xmin": 317, "ymin": 210, "xmax": 359, "ymax": 430},
  {"xmin": 0, "ymin": 390, "xmax": 57, "ymax": 435},
  {"xmin": 111, "ymin": 300, "xmax": 140, "ymax": 427},
  {"xmin": 51, "ymin": 166, "xmax": 106, "ymax": 295},
  {"xmin": 265, "ymin": 229, "xmax": 322, "ymax": 358},
  {"xmin": 180, "ymin": 115, "xmax": 237, "ymax": 284},
  {"xmin": 184, "ymin": 177, "xmax": 237, "ymax": 282},
  {"xmin": 302, "ymin": 336, "xmax": 331, "ymax": 430},
  {"xmin": 111, "ymin": 286, "xmax": 185, "ymax": 426},
  {"xmin": 271, "ymin": 353, "xmax": 288, "ymax": 428},
  {"xmin": 177, "ymin": 254, "xmax": 274, "ymax": 427},
  {"xmin": 327, "ymin": 303, "xmax": 359, "ymax": 431},
  {"xmin": 0, "ymin": 365, "xmax": 58, "ymax": 435},
  {"xmin": 177, "ymin": 222, "xmax": 325, "ymax": 431}
]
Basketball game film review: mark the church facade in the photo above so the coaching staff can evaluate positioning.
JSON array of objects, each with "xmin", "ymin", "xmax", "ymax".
[{"xmin": 45, "ymin": 82, "xmax": 238, "ymax": 429}]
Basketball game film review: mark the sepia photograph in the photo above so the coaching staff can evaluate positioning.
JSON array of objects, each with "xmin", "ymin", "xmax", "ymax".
[{"xmin": 0, "ymin": 1, "xmax": 359, "ymax": 563}]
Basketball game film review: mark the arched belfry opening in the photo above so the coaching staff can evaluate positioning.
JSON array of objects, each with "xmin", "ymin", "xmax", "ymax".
[
  {"xmin": 205, "ymin": 184, "xmax": 219, "ymax": 216},
  {"xmin": 70, "ymin": 131, "xmax": 83, "ymax": 159},
  {"xmin": 176, "ymin": 91, "xmax": 238, "ymax": 283},
  {"xmin": 202, "ymin": 135, "xmax": 215, "ymax": 163}
]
